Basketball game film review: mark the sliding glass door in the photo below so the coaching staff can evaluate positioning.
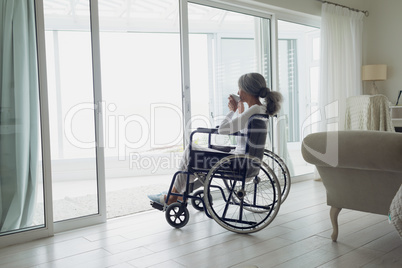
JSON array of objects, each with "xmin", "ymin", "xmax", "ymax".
[
  {"xmin": 0, "ymin": 0, "xmax": 105, "ymax": 244},
  {"xmin": 0, "ymin": 0, "xmax": 50, "ymax": 245},
  {"xmin": 43, "ymin": 0, "xmax": 105, "ymax": 227},
  {"xmin": 97, "ymin": 0, "xmax": 182, "ymax": 218}
]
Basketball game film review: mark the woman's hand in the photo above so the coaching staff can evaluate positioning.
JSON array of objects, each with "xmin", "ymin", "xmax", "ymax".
[
  {"xmin": 237, "ymin": 101, "xmax": 244, "ymax": 114},
  {"xmin": 228, "ymin": 96, "xmax": 238, "ymax": 112}
]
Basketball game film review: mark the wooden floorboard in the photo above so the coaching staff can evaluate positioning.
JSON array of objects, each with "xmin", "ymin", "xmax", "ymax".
[{"xmin": 0, "ymin": 180, "xmax": 401, "ymax": 268}]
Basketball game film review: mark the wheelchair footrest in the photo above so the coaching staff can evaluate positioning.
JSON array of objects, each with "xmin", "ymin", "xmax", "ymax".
[{"xmin": 150, "ymin": 201, "xmax": 164, "ymax": 211}]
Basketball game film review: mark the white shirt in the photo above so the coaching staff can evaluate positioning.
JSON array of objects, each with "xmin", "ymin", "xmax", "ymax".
[{"xmin": 218, "ymin": 104, "xmax": 266, "ymax": 153}]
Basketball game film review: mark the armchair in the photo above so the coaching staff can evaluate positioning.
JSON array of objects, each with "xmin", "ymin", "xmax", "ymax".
[{"xmin": 301, "ymin": 130, "xmax": 402, "ymax": 241}]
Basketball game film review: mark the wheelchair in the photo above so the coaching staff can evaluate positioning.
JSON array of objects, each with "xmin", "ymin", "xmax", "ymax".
[{"xmin": 150, "ymin": 114, "xmax": 291, "ymax": 233}]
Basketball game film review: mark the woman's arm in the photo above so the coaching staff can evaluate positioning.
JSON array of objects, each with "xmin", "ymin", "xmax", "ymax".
[{"xmin": 218, "ymin": 105, "xmax": 260, "ymax": 134}]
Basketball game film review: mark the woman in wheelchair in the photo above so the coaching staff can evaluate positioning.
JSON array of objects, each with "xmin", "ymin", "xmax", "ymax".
[{"xmin": 148, "ymin": 72, "xmax": 283, "ymax": 206}]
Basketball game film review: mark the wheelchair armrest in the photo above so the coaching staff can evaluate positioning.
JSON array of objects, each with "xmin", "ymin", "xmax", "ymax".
[
  {"xmin": 195, "ymin": 127, "xmax": 219, "ymax": 134},
  {"xmin": 189, "ymin": 128, "xmax": 246, "ymax": 151},
  {"xmin": 209, "ymin": 145, "xmax": 234, "ymax": 152},
  {"xmin": 213, "ymin": 126, "xmax": 243, "ymax": 136}
]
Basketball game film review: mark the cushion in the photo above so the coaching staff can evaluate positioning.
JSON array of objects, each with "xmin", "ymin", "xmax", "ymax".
[{"xmin": 389, "ymin": 184, "xmax": 402, "ymax": 238}]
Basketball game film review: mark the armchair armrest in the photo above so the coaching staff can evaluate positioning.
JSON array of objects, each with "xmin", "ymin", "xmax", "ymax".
[{"xmin": 302, "ymin": 131, "xmax": 402, "ymax": 172}]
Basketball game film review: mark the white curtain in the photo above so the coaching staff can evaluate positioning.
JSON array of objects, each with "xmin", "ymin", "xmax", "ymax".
[
  {"xmin": 319, "ymin": 3, "xmax": 364, "ymax": 131},
  {"xmin": 0, "ymin": 0, "xmax": 40, "ymax": 232}
]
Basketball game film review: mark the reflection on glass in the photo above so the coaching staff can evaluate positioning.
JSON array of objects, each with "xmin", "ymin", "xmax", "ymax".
[
  {"xmin": 44, "ymin": 0, "xmax": 99, "ymax": 221},
  {"xmin": 0, "ymin": 1, "xmax": 45, "ymax": 234},
  {"xmin": 98, "ymin": 0, "xmax": 182, "ymax": 218}
]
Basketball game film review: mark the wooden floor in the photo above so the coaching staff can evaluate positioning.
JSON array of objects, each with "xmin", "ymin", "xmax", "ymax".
[{"xmin": 0, "ymin": 180, "xmax": 401, "ymax": 268}]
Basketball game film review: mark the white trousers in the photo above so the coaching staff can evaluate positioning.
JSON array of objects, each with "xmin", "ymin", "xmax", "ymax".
[{"xmin": 173, "ymin": 144, "xmax": 229, "ymax": 193}]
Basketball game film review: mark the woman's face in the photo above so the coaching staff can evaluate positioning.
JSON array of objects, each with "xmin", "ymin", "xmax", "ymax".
[{"xmin": 238, "ymin": 88, "xmax": 247, "ymax": 102}]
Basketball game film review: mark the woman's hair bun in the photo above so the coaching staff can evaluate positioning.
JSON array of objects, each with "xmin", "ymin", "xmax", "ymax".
[
  {"xmin": 266, "ymin": 91, "xmax": 283, "ymax": 116},
  {"xmin": 259, "ymin": 87, "xmax": 268, "ymax": 98}
]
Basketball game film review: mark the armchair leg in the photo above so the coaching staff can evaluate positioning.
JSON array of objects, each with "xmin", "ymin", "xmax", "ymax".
[{"xmin": 330, "ymin": 207, "xmax": 342, "ymax": 242}]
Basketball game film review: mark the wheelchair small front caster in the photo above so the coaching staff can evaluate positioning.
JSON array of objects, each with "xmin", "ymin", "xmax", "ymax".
[
  {"xmin": 165, "ymin": 202, "xmax": 190, "ymax": 228},
  {"xmin": 191, "ymin": 190, "xmax": 213, "ymax": 211},
  {"xmin": 191, "ymin": 190, "xmax": 205, "ymax": 211}
]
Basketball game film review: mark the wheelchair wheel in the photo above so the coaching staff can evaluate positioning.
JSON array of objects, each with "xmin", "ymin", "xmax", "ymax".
[
  {"xmin": 263, "ymin": 149, "xmax": 291, "ymax": 203},
  {"xmin": 204, "ymin": 155, "xmax": 281, "ymax": 233},
  {"xmin": 191, "ymin": 189, "xmax": 213, "ymax": 212},
  {"xmin": 191, "ymin": 190, "xmax": 205, "ymax": 211},
  {"xmin": 165, "ymin": 203, "xmax": 190, "ymax": 228}
]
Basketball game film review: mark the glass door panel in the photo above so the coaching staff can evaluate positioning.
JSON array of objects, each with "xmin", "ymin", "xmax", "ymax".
[
  {"xmin": 43, "ymin": 0, "xmax": 99, "ymax": 221},
  {"xmin": 98, "ymin": 0, "xmax": 182, "ymax": 218},
  {"xmin": 187, "ymin": 3, "xmax": 271, "ymax": 141},
  {"xmin": 0, "ymin": 0, "xmax": 46, "ymax": 235},
  {"xmin": 278, "ymin": 20, "xmax": 320, "ymax": 176}
]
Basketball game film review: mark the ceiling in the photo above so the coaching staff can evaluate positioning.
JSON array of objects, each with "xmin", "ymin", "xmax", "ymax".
[{"xmin": 43, "ymin": 0, "xmax": 256, "ymax": 33}]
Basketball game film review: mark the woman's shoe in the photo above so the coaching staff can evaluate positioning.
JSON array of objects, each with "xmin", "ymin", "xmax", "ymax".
[{"xmin": 147, "ymin": 191, "xmax": 167, "ymax": 205}]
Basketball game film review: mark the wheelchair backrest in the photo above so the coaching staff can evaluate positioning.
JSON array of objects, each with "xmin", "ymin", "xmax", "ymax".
[
  {"xmin": 245, "ymin": 114, "xmax": 269, "ymax": 177},
  {"xmin": 245, "ymin": 114, "xmax": 269, "ymax": 158}
]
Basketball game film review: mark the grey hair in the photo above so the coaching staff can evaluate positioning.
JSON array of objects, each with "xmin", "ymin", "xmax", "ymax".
[{"xmin": 238, "ymin": 73, "xmax": 283, "ymax": 116}]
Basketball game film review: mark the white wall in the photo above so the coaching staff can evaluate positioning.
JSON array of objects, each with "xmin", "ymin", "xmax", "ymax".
[
  {"xmin": 254, "ymin": 0, "xmax": 401, "ymax": 103},
  {"xmin": 363, "ymin": 0, "xmax": 402, "ymax": 104}
]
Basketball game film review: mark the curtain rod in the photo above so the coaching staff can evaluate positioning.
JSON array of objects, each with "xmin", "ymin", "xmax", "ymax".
[{"xmin": 317, "ymin": 0, "xmax": 369, "ymax": 17}]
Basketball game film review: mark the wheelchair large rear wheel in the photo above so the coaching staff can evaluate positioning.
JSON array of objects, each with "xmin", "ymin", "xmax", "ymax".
[
  {"xmin": 204, "ymin": 155, "xmax": 281, "ymax": 233},
  {"xmin": 263, "ymin": 149, "xmax": 291, "ymax": 203}
]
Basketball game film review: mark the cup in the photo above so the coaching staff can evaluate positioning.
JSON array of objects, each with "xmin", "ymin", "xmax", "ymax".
[{"xmin": 230, "ymin": 94, "xmax": 240, "ymax": 103}]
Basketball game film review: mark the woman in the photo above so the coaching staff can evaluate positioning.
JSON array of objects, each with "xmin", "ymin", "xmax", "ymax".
[{"xmin": 148, "ymin": 72, "xmax": 282, "ymax": 205}]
